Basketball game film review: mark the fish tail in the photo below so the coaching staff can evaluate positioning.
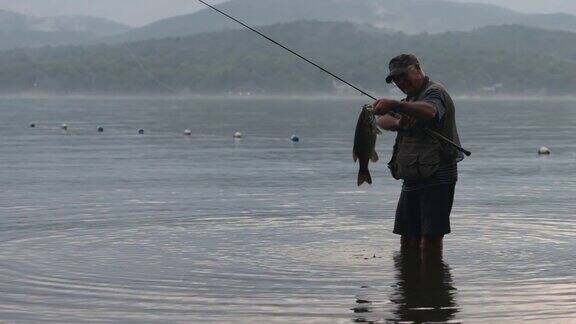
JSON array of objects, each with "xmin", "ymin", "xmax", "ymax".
[{"xmin": 357, "ymin": 170, "xmax": 372, "ymax": 186}]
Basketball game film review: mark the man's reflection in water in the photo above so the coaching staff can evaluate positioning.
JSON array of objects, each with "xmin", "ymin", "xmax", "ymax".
[{"xmin": 389, "ymin": 248, "xmax": 459, "ymax": 323}]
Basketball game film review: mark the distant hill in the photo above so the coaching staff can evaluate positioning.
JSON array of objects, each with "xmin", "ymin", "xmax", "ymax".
[
  {"xmin": 121, "ymin": 0, "xmax": 576, "ymax": 41},
  {"xmin": 0, "ymin": 21, "xmax": 574, "ymax": 95},
  {"xmin": 0, "ymin": 30, "xmax": 98, "ymax": 51},
  {"xmin": 0, "ymin": 9, "xmax": 131, "ymax": 50},
  {"xmin": 518, "ymin": 13, "xmax": 576, "ymax": 33}
]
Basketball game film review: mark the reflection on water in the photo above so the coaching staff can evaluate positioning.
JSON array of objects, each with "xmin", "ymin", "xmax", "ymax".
[
  {"xmin": 352, "ymin": 284, "xmax": 373, "ymax": 319},
  {"xmin": 352, "ymin": 249, "xmax": 458, "ymax": 324},
  {"xmin": 352, "ymin": 281, "xmax": 379, "ymax": 324},
  {"xmin": 1, "ymin": 98, "xmax": 576, "ymax": 322},
  {"xmin": 390, "ymin": 249, "xmax": 458, "ymax": 323}
]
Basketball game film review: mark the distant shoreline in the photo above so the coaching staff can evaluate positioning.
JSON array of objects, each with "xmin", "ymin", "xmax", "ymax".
[{"xmin": 1, "ymin": 92, "xmax": 576, "ymax": 102}]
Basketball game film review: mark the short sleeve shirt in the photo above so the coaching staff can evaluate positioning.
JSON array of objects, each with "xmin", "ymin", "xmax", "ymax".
[
  {"xmin": 402, "ymin": 85, "xmax": 457, "ymax": 192},
  {"xmin": 422, "ymin": 88, "xmax": 446, "ymax": 125}
]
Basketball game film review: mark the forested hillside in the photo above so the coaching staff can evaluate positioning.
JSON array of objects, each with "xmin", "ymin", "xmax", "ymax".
[
  {"xmin": 122, "ymin": 0, "xmax": 576, "ymax": 41},
  {"xmin": 0, "ymin": 21, "xmax": 574, "ymax": 95},
  {"xmin": 0, "ymin": 9, "xmax": 130, "ymax": 50}
]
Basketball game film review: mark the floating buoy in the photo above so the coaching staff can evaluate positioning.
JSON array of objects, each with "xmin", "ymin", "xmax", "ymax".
[
  {"xmin": 97, "ymin": 126, "xmax": 104, "ymax": 133},
  {"xmin": 138, "ymin": 129, "xmax": 145, "ymax": 135},
  {"xmin": 184, "ymin": 129, "xmax": 192, "ymax": 136},
  {"xmin": 61, "ymin": 123, "xmax": 68, "ymax": 130},
  {"xmin": 29, "ymin": 123, "xmax": 36, "ymax": 128},
  {"xmin": 290, "ymin": 135, "xmax": 300, "ymax": 142},
  {"xmin": 538, "ymin": 146, "xmax": 550, "ymax": 155},
  {"xmin": 233, "ymin": 131, "xmax": 243, "ymax": 139}
]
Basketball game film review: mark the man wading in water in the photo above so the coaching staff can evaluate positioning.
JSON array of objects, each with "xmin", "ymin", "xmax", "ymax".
[{"xmin": 371, "ymin": 54, "xmax": 464, "ymax": 253}]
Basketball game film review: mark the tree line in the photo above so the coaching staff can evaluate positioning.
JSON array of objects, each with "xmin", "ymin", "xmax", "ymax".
[{"xmin": 0, "ymin": 21, "xmax": 574, "ymax": 95}]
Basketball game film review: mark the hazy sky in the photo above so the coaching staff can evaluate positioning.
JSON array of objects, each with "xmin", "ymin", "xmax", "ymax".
[
  {"xmin": 0, "ymin": 0, "xmax": 226, "ymax": 26},
  {"xmin": 0, "ymin": 0, "xmax": 574, "ymax": 27}
]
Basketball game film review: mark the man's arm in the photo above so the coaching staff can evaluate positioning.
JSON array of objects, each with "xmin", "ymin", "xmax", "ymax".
[
  {"xmin": 377, "ymin": 114, "xmax": 400, "ymax": 131},
  {"xmin": 373, "ymin": 99, "xmax": 437, "ymax": 121},
  {"xmin": 396, "ymin": 101, "xmax": 437, "ymax": 120}
]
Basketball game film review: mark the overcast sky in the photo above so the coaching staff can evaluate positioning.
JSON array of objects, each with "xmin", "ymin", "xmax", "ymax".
[{"xmin": 0, "ymin": 0, "xmax": 575, "ymax": 27}]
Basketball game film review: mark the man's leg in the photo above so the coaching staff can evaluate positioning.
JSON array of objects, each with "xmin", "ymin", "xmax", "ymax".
[
  {"xmin": 419, "ymin": 184, "xmax": 454, "ymax": 253},
  {"xmin": 394, "ymin": 190, "xmax": 421, "ymax": 245},
  {"xmin": 401, "ymin": 236, "xmax": 421, "ymax": 251},
  {"xmin": 421, "ymin": 235, "xmax": 444, "ymax": 253}
]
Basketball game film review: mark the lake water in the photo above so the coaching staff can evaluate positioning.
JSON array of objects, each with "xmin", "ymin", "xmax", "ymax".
[{"xmin": 0, "ymin": 96, "xmax": 574, "ymax": 323}]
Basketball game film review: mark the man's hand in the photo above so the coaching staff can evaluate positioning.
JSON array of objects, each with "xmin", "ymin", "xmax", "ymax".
[
  {"xmin": 398, "ymin": 115, "xmax": 418, "ymax": 130},
  {"xmin": 372, "ymin": 99, "xmax": 400, "ymax": 115},
  {"xmin": 377, "ymin": 114, "xmax": 400, "ymax": 131},
  {"xmin": 377, "ymin": 114, "xmax": 418, "ymax": 131}
]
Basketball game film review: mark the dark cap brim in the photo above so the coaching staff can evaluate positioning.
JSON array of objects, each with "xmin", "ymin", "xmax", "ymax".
[{"xmin": 385, "ymin": 68, "xmax": 406, "ymax": 84}]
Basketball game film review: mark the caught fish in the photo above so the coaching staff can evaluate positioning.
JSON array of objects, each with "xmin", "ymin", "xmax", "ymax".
[{"xmin": 353, "ymin": 104, "xmax": 381, "ymax": 186}]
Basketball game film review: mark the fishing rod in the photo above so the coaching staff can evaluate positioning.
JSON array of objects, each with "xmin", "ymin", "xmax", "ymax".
[
  {"xmin": 196, "ymin": 0, "xmax": 372, "ymax": 99},
  {"xmin": 196, "ymin": 0, "xmax": 471, "ymax": 157}
]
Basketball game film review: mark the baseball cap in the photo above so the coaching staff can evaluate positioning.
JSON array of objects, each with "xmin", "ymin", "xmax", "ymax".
[{"xmin": 385, "ymin": 54, "xmax": 421, "ymax": 84}]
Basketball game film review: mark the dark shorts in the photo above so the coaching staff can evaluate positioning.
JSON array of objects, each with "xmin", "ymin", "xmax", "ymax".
[{"xmin": 393, "ymin": 184, "xmax": 455, "ymax": 237}]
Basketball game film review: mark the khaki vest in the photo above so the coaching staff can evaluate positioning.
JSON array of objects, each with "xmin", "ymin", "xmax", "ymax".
[{"xmin": 388, "ymin": 79, "xmax": 463, "ymax": 181}]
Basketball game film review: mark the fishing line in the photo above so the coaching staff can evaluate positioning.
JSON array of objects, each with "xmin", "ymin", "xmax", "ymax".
[
  {"xmin": 195, "ymin": 0, "xmax": 374, "ymax": 100},
  {"xmin": 195, "ymin": 0, "xmax": 471, "ymax": 156},
  {"xmin": 121, "ymin": 42, "xmax": 181, "ymax": 93}
]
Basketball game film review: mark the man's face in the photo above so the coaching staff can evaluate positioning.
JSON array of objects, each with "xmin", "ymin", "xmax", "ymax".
[{"xmin": 392, "ymin": 66, "xmax": 422, "ymax": 95}]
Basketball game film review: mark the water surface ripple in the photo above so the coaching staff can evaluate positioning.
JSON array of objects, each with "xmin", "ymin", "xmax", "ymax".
[{"xmin": 0, "ymin": 97, "xmax": 575, "ymax": 322}]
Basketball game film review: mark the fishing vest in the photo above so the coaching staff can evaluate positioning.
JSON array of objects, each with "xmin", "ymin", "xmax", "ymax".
[{"xmin": 388, "ymin": 79, "xmax": 463, "ymax": 181}]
